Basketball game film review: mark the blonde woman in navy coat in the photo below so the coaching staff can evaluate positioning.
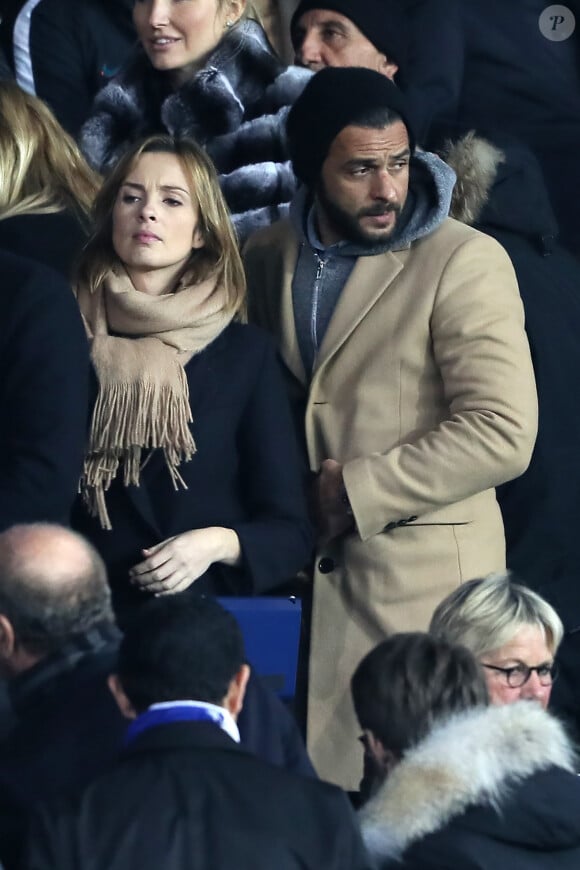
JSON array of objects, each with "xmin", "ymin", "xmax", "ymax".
[{"xmin": 72, "ymin": 135, "xmax": 312, "ymax": 622}]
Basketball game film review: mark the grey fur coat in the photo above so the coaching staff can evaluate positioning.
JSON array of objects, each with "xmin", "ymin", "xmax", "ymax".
[{"xmin": 80, "ymin": 19, "xmax": 311, "ymax": 242}]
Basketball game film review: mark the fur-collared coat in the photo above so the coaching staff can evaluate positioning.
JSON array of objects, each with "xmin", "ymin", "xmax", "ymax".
[
  {"xmin": 359, "ymin": 702, "xmax": 580, "ymax": 869},
  {"xmin": 80, "ymin": 20, "xmax": 311, "ymax": 242},
  {"xmin": 446, "ymin": 131, "xmax": 580, "ymax": 744}
]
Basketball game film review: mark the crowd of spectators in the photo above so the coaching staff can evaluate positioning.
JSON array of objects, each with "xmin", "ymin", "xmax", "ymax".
[{"xmin": 0, "ymin": 0, "xmax": 579, "ymax": 866}]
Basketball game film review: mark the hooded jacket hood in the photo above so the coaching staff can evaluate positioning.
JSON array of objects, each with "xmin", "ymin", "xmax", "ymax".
[
  {"xmin": 290, "ymin": 148, "xmax": 455, "ymax": 256},
  {"xmin": 444, "ymin": 131, "xmax": 559, "ymax": 254},
  {"xmin": 359, "ymin": 701, "xmax": 579, "ymax": 864}
]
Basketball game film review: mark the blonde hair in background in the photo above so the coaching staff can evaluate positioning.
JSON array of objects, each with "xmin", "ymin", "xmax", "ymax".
[
  {"xmin": 76, "ymin": 135, "xmax": 246, "ymax": 318},
  {"xmin": 429, "ymin": 572, "xmax": 564, "ymax": 659},
  {"xmin": 0, "ymin": 81, "xmax": 100, "ymax": 224}
]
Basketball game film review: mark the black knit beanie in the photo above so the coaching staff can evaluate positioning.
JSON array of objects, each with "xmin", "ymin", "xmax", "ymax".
[
  {"xmin": 290, "ymin": 0, "xmax": 407, "ymax": 72},
  {"xmin": 286, "ymin": 66, "xmax": 416, "ymax": 187}
]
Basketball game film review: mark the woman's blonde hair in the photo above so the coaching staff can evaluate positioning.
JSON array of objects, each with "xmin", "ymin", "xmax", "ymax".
[
  {"xmin": 429, "ymin": 572, "xmax": 564, "ymax": 658},
  {"xmin": 76, "ymin": 135, "xmax": 246, "ymax": 316},
  {"xmin": 0, "ymin": 81, "xmax": 100, "ymax": 223}
]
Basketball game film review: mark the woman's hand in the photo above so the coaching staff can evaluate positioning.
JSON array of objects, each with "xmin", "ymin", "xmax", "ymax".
[{"xmin": 129, "ymin": 527, "xmax": 241, "ymax": 595}]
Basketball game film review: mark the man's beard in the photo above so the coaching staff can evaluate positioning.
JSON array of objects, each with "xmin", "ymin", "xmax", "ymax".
[{"xmin": 316, "ymin": 180, "xmax": 401, "ymax": 246}]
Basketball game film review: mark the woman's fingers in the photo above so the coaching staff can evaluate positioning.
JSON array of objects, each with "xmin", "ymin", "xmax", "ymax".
[
  {"xmin": 141, "ymin": 536, "xmax": 176, "ymax": 558},
  {"xmin": 130, "ymin": 556, "xmax": 177, "ymax": 585},
  {"xmin": 129, "ymin": 530, "xmax": 216, "ymax": 592},
  {"xmin": 155, "ymin": 575, "xmax": 196, "ymax": 595}
]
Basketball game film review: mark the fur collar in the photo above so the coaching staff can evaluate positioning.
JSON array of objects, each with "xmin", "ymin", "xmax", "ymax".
[
  {"xmin": 359, "ymin": 702, "xmax": 575, "ymax": 862},
  {"xmin": 443, "ymin": 130, "xmax": 559, "ymax": 248},
  {"xmin": 159, "ymin": 21, "xmax": 310, "ymax": 143},
  {"xmin": 445, "ymin": 132, "xmax": 504, "ymax": 226},
  {"xmin": 85, "ymin": 19, "xmax": 310, "ymax": 152}
]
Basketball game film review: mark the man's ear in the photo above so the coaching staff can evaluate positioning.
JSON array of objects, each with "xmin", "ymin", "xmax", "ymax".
[
  {"xmin": 363, "ymin": 729, "xmax": 400, "ymax": 775},
  {"xmin": 378, "ymin": 55, "xmax": 398, "ymax": 81},
  {"xmin": 0, "ymin": 615, "xmax": 16, "ymax": 660},
  {"xmin": 108, "ymin": 673, "xmax": 138, "ymax": 720},
  {"xmin": 223, "ymin": 663, "xmax": 251, "ymax": 718}
]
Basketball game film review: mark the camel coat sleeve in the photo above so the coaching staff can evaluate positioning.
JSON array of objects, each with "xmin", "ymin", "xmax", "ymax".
[{"xmin": 342, "ymin": 233, "xmax": 538, "ymax": 541}]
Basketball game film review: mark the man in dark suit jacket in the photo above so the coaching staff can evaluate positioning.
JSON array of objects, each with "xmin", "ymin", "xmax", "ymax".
[
  {"xmin": 0, "ymin": 249, "xmax": 89, "ymax": 531},
  {"xmin": 25, "ymin": 595, "xmax": 371, "ymax": 870}
]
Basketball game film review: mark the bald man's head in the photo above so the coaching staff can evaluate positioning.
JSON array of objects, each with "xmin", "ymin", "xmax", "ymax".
[{"xmin": 0, "ymin": 524, "xmax": 113, "ymax": 663}]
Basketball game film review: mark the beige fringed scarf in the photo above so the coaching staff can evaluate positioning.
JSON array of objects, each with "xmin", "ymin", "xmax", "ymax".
[{"xmin": 76, "ymin": 269, "xmax": 233, "ymax": 529}]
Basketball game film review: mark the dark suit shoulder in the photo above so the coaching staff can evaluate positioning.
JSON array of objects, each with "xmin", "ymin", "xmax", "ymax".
[
  {"xmin": 0, "ymin": 248, "xmax": 74, "ymax": 303},
  {"xmin": 0, "ymin": 250, "xmax": 84, "ymax": 340},
  {"xmin": 0, "ymin": 212, "xmax": 87, "ymax": 277},
  {"xmin": 0, "ymin": 248, "xmax": 47, "ymax": 289},
  {"xmin": 84, "ymin": 736, "xmax": 352, "ymax": 821},
  {"xmin": 0, "ymin": 250, "xmax": 86, "ymax": 347}
]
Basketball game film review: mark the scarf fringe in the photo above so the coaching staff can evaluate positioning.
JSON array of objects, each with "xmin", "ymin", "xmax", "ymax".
[{"xmin": 81, "ymin": 374, "xmax": 197, "ymax": 530}]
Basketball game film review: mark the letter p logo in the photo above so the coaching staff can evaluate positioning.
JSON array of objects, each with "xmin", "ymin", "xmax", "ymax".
[{"xmin": 539, "ymin": 5, "xmax": 576, "ymax": 40}]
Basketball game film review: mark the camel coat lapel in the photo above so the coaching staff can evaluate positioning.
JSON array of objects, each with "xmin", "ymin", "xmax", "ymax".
[
  {"xmin": 313, "ymin": 251, "xmax": 404, "ymax": 377},
  {"xmin": 272, "ymin": 233, "xmax": 307, "ymax": 387}
]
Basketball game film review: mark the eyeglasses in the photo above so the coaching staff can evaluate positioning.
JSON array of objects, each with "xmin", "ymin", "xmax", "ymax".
[{"xmin": 481, "ymin": 662, "xmax": 558, "ymax": 688}]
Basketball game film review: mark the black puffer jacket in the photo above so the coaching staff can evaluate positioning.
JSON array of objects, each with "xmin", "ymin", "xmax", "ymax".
[{"xmin": 80, "ymin": 19, "xmax": 311, "ymax": 242}]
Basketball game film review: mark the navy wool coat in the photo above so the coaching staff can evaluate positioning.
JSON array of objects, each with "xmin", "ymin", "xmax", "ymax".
[
  {"xmin": 0, "ymin": 249, "xmax": 89, "ymax": 531},
  {"xmin": 73, "ymin": 322, "xmax": 313, "ymax": 622}
]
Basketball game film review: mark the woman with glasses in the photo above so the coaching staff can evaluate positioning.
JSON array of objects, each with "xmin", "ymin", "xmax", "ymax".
[{"xmin": 429, "ymin": 572, "xmax": 562, "ymax": 710}]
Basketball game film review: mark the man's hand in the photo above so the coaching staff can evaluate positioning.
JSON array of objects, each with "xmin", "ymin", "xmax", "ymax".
[
  {"xmin": 312, "ymin": 459, "xmax": 354, "ymax": 544},
  {"xmin": 129, "ymin": 527, "xmax": 241, "ymax": 595}
]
